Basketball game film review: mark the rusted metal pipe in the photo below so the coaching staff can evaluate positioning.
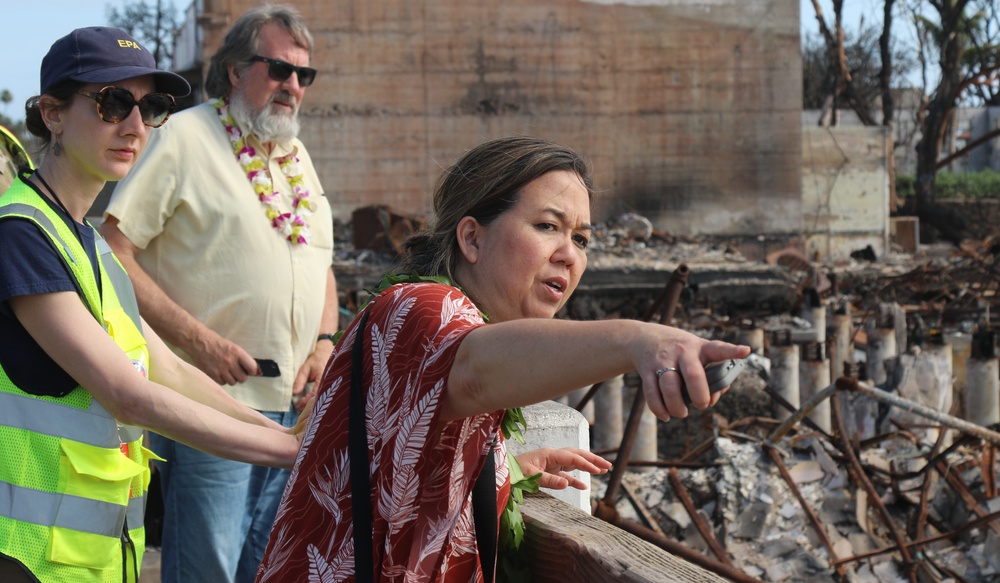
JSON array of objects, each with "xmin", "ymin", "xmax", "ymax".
[
  {"xmin": 764, "ymin": 445, "xmax": 846, "ymax": 579},
  {"xmin": 984, "ymin": 444, "xmax": 997, "ymax": 500},
  {"xmin": 574, "ymin": 264, "xmax": 689, "ymax": 413},
  {"xmin": 618, "ymin": 478, "xmax": 665, "ymax": 536},
  {"xmin": 911, "ymin": 429, "xmax": 947, "ymax": 562},
  {"xmin": 832, "ymin": 509, "xmax": 1000, "ymax": 566},
  {"xmin": 600, "ymin": 264, "xmax": 690, "ymax": 509},
  {"xmin": 601, "ymin": 384, "xmax": 649, "ymax": 507},
  {"xmin": 764, "ymin": 383, "xmax": 831, "ymax": 437},
  {"xmin": 667, "ymin": 468, "xmax": 733, "ymax": 567},
  {"xmin": 831, "ymin": 393, "xmax": 917, "ymax": 580},
  {"xmin": 841, "ymin": 377, "xmax": 1000, "ymax": 447},
  {"xmin": 644, "ymin": 263, "xmax": 689, "ymax": 325},
  {"xmin": 571, "ymin": 380, "xmax": 603, "ymax": 413},
  {"xmin": 935, "ymin": 458, "xmax": 1000, "ymax": 536},
  {"xmin": 766, "ymin": 382, "xmax": 838, "ymax": 444}
]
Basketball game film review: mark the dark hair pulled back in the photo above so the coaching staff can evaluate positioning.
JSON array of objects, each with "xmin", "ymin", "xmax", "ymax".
[{"xmin": 399, "ymin": 136, "xmax": 595, "ymax": 283}]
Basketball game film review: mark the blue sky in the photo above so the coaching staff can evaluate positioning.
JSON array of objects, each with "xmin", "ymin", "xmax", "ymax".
[
  {"xmin": 0, "ymin": 1, "xmax": 165, "ymax": 123},
  {"xmin": 0, "ymin": 1, "xmax": 912, "ymax": 124}
]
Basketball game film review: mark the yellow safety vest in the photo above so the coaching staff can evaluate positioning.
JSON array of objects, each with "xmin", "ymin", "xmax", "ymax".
[
  {"xmin": 0, "ymin": 126, "xmax": 32, "ymax": 195},
  {"xmin": 0, "ymin": 176, "xmax": 158, "ymax": 583}
]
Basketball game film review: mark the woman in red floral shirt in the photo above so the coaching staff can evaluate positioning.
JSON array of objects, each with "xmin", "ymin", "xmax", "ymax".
[{"xmin": 256, "ymin": 137, "xmax": 750, "ymax": 582}]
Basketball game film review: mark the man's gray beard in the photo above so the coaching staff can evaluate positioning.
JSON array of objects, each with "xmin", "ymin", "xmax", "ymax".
[{"xmin": 228, "ymin": 91, "xmax": 300, "ymax": 145}]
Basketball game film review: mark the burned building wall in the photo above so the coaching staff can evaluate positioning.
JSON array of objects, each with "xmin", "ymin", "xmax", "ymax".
[
  {"xmin": 802, "ymin": 126, "xmax": 892, "ymax": 261},
  {"xmin": 198, "ymin": 0, "xmax": 801, "ymax": 239}
]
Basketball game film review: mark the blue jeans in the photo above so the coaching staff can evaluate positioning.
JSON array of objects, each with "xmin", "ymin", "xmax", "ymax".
[{"xmin": 150, "ymin": 407, "xmax": 296, "ymax": 583}]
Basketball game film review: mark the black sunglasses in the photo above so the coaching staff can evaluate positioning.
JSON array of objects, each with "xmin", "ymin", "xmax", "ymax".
[
  {"xmin": 250, "ymin": 56, "xmax": 317, "ymax": 87},
  {"xmin": 77, "ymin": 86, "xmax": 176, "ymax": 128}
]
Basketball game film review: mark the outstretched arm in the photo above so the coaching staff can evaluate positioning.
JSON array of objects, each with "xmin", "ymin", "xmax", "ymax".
[
  {"xmin": 100, "ymin": 215, "xmax": 259, "ymax": 385},
  {"xmin": 12, "ymin": 291, "xmax": 299, "ymax": 468},
  {"xmin": 446, "ymin": 318, "xmax": 751, "ymax": 422},
  {"xmin": 143, "ymin": 317, "xmax": 285, "ymax": 431}
]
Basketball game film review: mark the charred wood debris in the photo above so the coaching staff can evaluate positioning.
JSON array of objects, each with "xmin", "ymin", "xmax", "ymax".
[{"xmin": 338, "ymin": 208, "xmax": 1000, "ymax": 583}]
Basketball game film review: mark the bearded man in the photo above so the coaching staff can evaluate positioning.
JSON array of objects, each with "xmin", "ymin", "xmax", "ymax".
[{"xmin": 101, "ymin": 5, "xmax": 338, "ymax": 583}]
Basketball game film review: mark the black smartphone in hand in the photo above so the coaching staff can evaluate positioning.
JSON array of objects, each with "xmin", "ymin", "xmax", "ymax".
[{"xmin": 254, "ymin": 358, "xmax": 281, "ymax": 377}]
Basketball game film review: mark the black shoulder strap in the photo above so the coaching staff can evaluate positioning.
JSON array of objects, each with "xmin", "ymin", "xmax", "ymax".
[
  {"xmin": 349, "ymin": 310, "xmax": 375, "ymax": 583},
  {"xmin": 349, "ymin": 307, "xmax": 498, "ymax": 582},
  {"xmin": 472, "ymin": 436, "xmax": 498, "ymax": 583}
]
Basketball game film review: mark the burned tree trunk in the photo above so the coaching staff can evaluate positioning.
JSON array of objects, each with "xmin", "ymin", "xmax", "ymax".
[{"xmin": 911, "ymin": 0, "xmax": 972, "ymax": 244}]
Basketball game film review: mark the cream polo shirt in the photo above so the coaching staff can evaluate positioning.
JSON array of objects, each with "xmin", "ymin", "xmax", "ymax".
[{"xmin": 106, "ymin": 102, "xmax": 334, "ymax": 411}]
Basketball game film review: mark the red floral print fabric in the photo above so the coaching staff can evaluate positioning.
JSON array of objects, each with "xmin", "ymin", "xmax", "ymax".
[{"xmin": 258, "ymin": 283, "xmax": 508, "ymax": 582}]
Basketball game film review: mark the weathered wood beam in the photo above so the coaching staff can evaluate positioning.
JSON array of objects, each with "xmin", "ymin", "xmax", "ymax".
[{"xmin": 519, "ymin": 492, "xmax": 728, "ymax": 583}]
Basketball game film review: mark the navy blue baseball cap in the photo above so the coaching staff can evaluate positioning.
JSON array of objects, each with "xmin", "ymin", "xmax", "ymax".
[{"xmin": 41, "ymin": 27, "xmax": 191, "ymax": 97}]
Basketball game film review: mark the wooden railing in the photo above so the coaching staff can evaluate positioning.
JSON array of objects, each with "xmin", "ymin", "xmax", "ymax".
[{"xmin": 520, "ymin": 492, "xmax": 727, "ymax": 583}]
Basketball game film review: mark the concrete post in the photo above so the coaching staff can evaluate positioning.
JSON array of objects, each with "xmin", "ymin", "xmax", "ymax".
[
  {"xmin": 946, "ymin": 331, "xmax": 972, "ymax": 420},
  {"xmin": 569, "ymin": 386, "xmax": 595, "ymax": 425},
  {"xmin": 967, "ymin": 359, "xmax": 1000, "ymax": 427},
  {"xmin": 828, "ymin": 304, "xmax": 853, "ymax": 380},
  {"xmin": 626, "ymin": 374, "xmax": 657, "ymax": 468},
  {"xmin": 967, "ymin": 330, "xmax": 1000, "ymax": 427},
  {"xmin": 799, "ymin": 342, "xmax": 832, "ymax": 433},
  {"xmin": 800, "ymin": 288, "xmax": 826, "ymax": 343},
  {"xmin": 593, "ymin": 375, "xmax": 624, "ymax": 452},
  {"xmin": 506, "ymin": 401, "xmax": 593, "ymax": 511},
  {"xmin": 866, "ymin": 320, "xmax": 898, "ymax": 386},
  {"xmin": 767, "ymin": 331, "xmax": 800, "ymax": 421},
  {"xmin": 735, "ymin": 327, "xmax": 764, "ymax": 355}
]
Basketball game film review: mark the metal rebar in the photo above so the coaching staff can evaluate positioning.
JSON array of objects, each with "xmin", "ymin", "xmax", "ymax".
[
  {"xmin": 935, "ymin": 458, "xmax": 1000, "ymax": 536},
  {"xmin": 571, "ymin": 380, "xmax": 604, "ymax": 412},
  {"xmin": 764, "ymin": 444, "xmax": 846, "ymax": 579},
  {"xmin": 601, "ymin": 385, "xmax": 648, "ymax": 507},
  {"xmin": 618, "ymin": 477, "xmax": 666, "ymax": 536},
  {"xmin": 841, "ymin": 377, "xmax": 1000, "ymax": 447},
  {"xmin": 832, "ymin": 509, "xmax": 1000, "ymax": 567},
  {"xmin": 831, "ymin": 393, "xmax": 917, "ymax": 580},
  {"xmin": 667, "ymin": 467, "xmax": 733, "ymax": 567},
  {"xmin": 600, "ymin": 264, "xmax": 690, "ymax": 510},
  {"xmin": 764, "ymin": 384, "xmax": 833, "ymax": 438},
  {"xmin": 766, "ymin": 381, "xmax": 838, "ymax": 444}
]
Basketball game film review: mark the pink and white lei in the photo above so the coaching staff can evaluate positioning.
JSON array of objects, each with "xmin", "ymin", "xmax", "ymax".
[{"xmin": 212, "ymin": 97, "xmax": 315, "ymax": 244}]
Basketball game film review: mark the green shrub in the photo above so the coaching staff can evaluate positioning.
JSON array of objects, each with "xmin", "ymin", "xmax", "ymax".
[{"xmin": 896, "ymin": 170, "xmax": 1000, "ymax": 199}]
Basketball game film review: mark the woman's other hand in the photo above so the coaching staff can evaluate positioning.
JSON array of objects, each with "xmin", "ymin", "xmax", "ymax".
[
  {"xmin": 514, "ymin": 447, "xmax": 612, "ymax": 490},
  {"xmin": 286, "ymin": 393, "xmax": 316, "ymax": 437}
]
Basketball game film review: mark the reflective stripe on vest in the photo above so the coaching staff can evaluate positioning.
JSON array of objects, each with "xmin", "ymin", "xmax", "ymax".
[
  {"xmin": 0, "ymin": 390, "xmax": 119, "ymax": 448},
  {"xmin": 97, "ymin": 237, "xmax": 143, "ymax": 334},
  {"xmin": 0, "ymin": 480, "xmax": 143, "ymax": 538}
]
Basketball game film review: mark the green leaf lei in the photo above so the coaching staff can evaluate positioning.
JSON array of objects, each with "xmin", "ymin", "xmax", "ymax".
[{"xmin": 361, "ymin": 272, "xmax": 542, "ymax": 580}]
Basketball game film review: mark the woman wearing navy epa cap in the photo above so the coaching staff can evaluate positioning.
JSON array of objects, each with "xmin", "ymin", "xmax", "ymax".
[{"xmin": 0, "ymin": 26, "xmax": 305, "ymax": 583}]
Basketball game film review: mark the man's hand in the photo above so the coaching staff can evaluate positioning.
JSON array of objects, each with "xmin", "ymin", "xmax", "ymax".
[
  {"xmin": 190, "ymin": 331, "xmax": 258, "ymax": 385},
  {"xmin": 514, "ymin": 447, "xmax": 612, "ymax": 490},
  {"xmin": 292, "ymin": 341, "xmax": 335, "ymax": 412}
]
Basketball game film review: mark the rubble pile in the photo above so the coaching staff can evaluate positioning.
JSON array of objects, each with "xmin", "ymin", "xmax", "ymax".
[
  {"xmin": 832, "ymin": 236, "xmax": 1000, "ymax": 333},
  {"xmin": 574, "ymin": 218, "xmax": 1000, "ymax": 582},
  {"xmin": 593, "ymin": 390, "xmax": 1000, "ymax": 582}
]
